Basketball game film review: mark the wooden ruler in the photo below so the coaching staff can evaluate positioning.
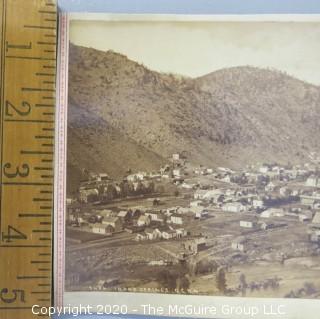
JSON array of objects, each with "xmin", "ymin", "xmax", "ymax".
[{"xmin": 0, "ymin": 0, "xmax": 56, "ymax": 318}]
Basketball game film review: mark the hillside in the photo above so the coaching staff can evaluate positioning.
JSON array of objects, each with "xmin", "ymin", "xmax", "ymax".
[
  {"xmin": 67, "ymin": 43, "xmax": 320, "ymax": 193},
  {"xmin": 67, "ymin": 99, "xmax": 165, "ymax": 193}
]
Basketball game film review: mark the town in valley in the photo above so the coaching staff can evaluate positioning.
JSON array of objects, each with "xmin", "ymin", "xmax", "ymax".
[{"xmin": 65, "ymin": 152, "xmax": 320, "ymax": 298}]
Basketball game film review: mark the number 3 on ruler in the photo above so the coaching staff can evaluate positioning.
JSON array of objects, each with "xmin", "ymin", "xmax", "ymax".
[
  {"xmin": 0, "ymin": 288, "xmax": 25, "ymax": 303},
  {"xmin": 3, "ymin": 163, "xmax": 30, "ymax": 178}
]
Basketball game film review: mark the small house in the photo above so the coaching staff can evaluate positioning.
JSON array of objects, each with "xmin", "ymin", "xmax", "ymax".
[
  {"xmin": 145, "ymin": 228, "xmax": 158, "ymax": 240},
  {"xmin": 299, "ymin": 211, "xmax": 313, "ymax": 222},
  {"xmin": 117, "ymin": 210, "xmax": 132, "ymax": 222},
  {"xmin": 194, "ymin": 190, "xmax": 207, "ymax": 200},
  {"xmin": 181, "ymin": 183, "xmax": 194, "ymax": 189},
  {"xmin": 279, "ymin": 187, "xmax": 291, "ymax": 197},
  {"xmin": 232, "ymin": 237, "xmax": 247, "ymax": 252},
  {"xmin": 166, "ymin": 207, "xmax": 179, "ymax": 215},
  {"xmin": 184, "ymin": 237, "xmax": 206, "ymax": 253},
  {"xmin": 173, "ymin": 169, "xmax": 182, "ymax": 177},
  {"xmin": 312, "ymin": 211, "xmax": 320, "ymax": 225},
  {"xmin": 222, "ymin": 202, "xmax": 246, "ymax": 213},
  {"xmin": 260, "ymin": 208, "xmax": 284, "ymax": 218},
  {"xmin": 170, "ymin": 213, "xmax": 183, "ymax": 225},
  {"xmin": 203, "ymin": 189, "xmax": 223, "ymax": 200},
  {"xmin": 98, "ymin": 209, "xmax": 114, "ymax": 218},
  {"xmin": 96, "ymin": 173, "xmax": 110, "ymax": 182},
  {"xmin": 190, "ymin": 200, "xmax": 202, "ymax": 207},
  {"xmin": 174, "ymin": 228, "xmax": 187, "ymax": 238},
  {"xmin": 137, "ymin": 215, "xmax": 151, "ymax": 227},
  {"xmin": 172, "ymin": 153, "xmax": 180, "ymax": 161},
  {"xmin": 240, "ymin": 220, "xmax": 256, "ymax": 228},
  {"xmin": 102, "ymin": 216, "xmax": 122, "ymax": 232},
  {"xmin": 162, "ymin": 229, "xmax": 176, "ymax": 240},
  {"xmin": 79, "ymin": 188, "xmax": 99, "ymax": 203},
  {"xmin": 91, "ymin": 223, "xmax": 114, "ymax": 235},
  {"xmin": 135, "ymin": 233, "xmax": 147, "ymax": 241},
  {"xmin": 259, "ymin": 166, "xmax": 270, "ymax": 174},
  {"xmin": 305, "ymin": 175, "xmax": 320, "ymax": 188},
  {"xmin": 127, "ymin": 172, "xmax": 146, "ymax": 182},
  {"xmin": 146, "ymin": 211, "xmax": 164, "ymax": 223},
  {"xmin": 252, "ymin": 199, "xmax": 264, "ymax": 209},
  {"xmin": 265, "ymin": 182, "xmax": 276, "ymax": 192},
  {"xmin": 195, "ymin": 210, "xmax": 209, "ymax": 219}
]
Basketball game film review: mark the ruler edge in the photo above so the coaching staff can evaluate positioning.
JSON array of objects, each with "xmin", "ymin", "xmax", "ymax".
[
  {"xmin": 54, "ymin": 12, "xmax": 69, "ymax": 308},
  {"xmin": 0, "ymin": 0, "xmax": 6, "ymax": 238},
  {"xmin": 0, "ymin": 0, "xmax": 57, "ymax": 316}
]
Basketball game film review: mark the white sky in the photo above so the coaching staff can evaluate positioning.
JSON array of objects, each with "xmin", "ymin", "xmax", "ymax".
[{"xmin": 70, "ymin": 18, "xmax": 320, "ymax": 85}]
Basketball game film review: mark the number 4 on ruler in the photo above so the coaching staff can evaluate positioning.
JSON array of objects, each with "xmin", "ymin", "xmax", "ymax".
[{"xmin": 1, "ymin": 226, "xmax": 27, "ymax": 242}]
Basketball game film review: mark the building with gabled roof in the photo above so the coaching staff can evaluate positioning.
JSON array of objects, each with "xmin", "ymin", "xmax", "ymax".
[
  {"xmin": 312, "ymin": 211, "xmax": 320, "ymax": 225},
  {"xmin": 305, "ymin": 175, "xmax": 320, "ymax": 188},
  {"xmin": 102, "ymin": 216, "xmax": 122, "ymax": 232},
  {"xmin": 232, "ymin": 237, "xmax": 247, "ymax": 252},
  {"xmin": 91, "ymin": 223, "xmax": 114, "ymax": 235},
  {"xmin": 117, "ymin": 210, "xmax": 132, "ymax": 222},
  {"xmin": 137, "ymin": 215, "xmax": 151, "ymax": 227},
  {"xmin": 170, "ymin": 213, "xmax": 183, "ymax": 225}
]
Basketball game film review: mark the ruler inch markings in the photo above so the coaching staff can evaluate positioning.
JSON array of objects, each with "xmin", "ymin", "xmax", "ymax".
[
  {"xmin": 6, "ymin": 55, "xmax": 56, "ymax": 61},
  {"xmin": 36, "ymin": 72, "xmax": 55, "ymax": 76},
  {"xmin": 0, "ymin": 2, "xmax": 56, "ymax": 316},
  {"xmin": 2, "ymin": 182, "xmax": 53, "ymax": 186},
  {"xmin": 33, "ymin": 230, "xmax": 51, "ymax": 233},
  {"xmin": 39, "ymin": 222, "xmax": 51, "ymax": 225},
  {"xmin": 39, "ymin": 205, "xmax": 52, "ymax": 209},
  {"xmin": 31, "ymin": 291, "xmax": 51, "ymax": 294},
  {"xmin": 24, "ymin": 24, "xmax": 55, "ymax": 30},
  {"xmin": 22, "ymin": 87, "xmax": 55, "ymax": 92},
  {"xmin": 37, "ymin": 41, "xmax": 56, "ymax": 45},
  {"xmin": 21, "ymin": 150, "xmax": 53, "ymax": 155},
  {"xmin": 38, "ymin": 10, "xmax": 57, "ymax": 15},
  {"xmin": 35, "ymin": 135, "xmax": 54, "ymax": 139},
  {"xmin": 5, "ymin": 118, "xmax": 54, "ymax": 123},
  {"xmin": 35, "ymin": 103, "xmax": 55, "ymax": 107},
  {"xmin": 33, "ymin": 198, "xmax": 52, "ymax": 202},
  {"xmin": 0, "ymin": 245, "xmax": 50, "ymax": 248},
  {"xmin": 19, "ymin": 214, "xmax": 51, "ymax": 218},
  {"xmin": 31, "ymin": 260, "xmax": 51, "ymax": 264},
  {"xmin": 17, "ymin": 276, "xmax": 50, "ymax": 280}
]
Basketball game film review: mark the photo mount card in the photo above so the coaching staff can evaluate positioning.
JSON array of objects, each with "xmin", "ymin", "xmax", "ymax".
[{"xmin": 55, "ymin": 12, "xmax": 320, "ymax": 319}]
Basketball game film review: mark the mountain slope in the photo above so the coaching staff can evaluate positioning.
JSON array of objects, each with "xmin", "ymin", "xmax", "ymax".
[
  {"xmin": 67, "ymin": 99, "xmax": 166, "ymax": 193},
  {"xmin": 67, "ymin": 43, "xmax": 320, "ymax": 192}
]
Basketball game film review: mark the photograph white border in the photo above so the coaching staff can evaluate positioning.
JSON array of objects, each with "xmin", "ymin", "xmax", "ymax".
[{"xmin": 55, "ymin": 13, "xmax": 320, "ymax": 318}]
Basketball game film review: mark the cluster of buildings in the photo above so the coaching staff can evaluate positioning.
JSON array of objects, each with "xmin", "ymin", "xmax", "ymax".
[
  {"xmin": 177, "ymin": 161, "xmax": 320, "ymax": 248},
  {"xmin": 78, "ymin": 172, "xmax": 156, "ymax": 204},
  {"xmin": 68, "ymin": 202, "xmax": 204, "ymax": 239},
  {"xmin": 68, "ymin": 153, "xmax": 320, "ymax": 256},
  {"xmin": 135, "ymin": 226, "xmax": 187, "ymax": 241}
]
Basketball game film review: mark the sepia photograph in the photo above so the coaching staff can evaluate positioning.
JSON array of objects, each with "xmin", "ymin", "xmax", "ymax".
[{"xmin": 64, "ymin": 16, "xmax": 320, "ymax": 299}]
